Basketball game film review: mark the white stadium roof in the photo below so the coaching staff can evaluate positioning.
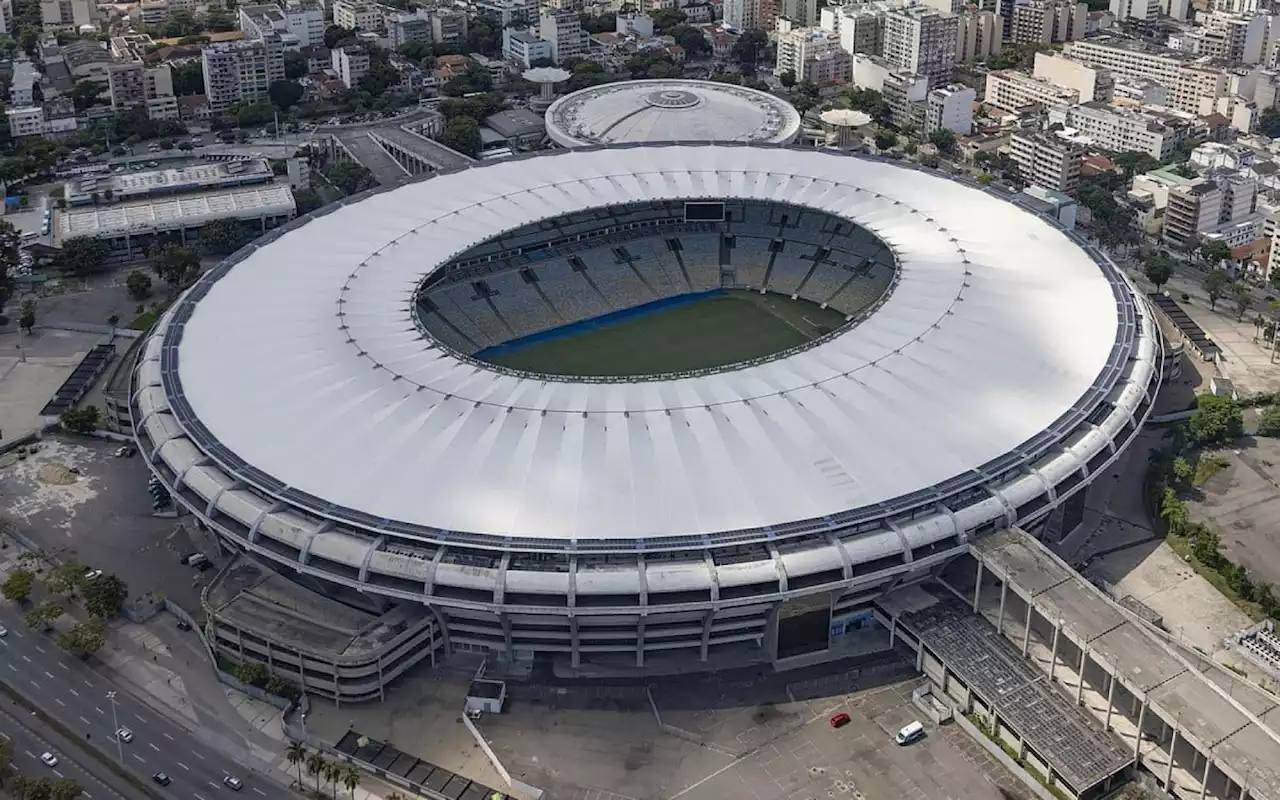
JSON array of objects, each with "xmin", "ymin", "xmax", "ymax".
[
  {"xmin": 545, "ymin": 79, "xmax": 802, "ymax": 148},
  {"xmin": 160, "ymin": 145, "xmax": 1140, "ymax": 544}
]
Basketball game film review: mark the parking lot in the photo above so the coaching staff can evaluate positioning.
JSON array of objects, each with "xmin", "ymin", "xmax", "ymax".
[
  {"xmin": 481, "ymin": 657, "xmax": 1028, "ymax": 800},
  {"xmin": 0, "ymin": 434, "xmax": 219, "ymax": 612}
]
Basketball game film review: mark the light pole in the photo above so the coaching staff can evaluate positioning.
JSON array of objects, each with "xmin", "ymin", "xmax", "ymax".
[{"xmin": 106, "ymin": 691, "xmax": 122, "ymax": 764}]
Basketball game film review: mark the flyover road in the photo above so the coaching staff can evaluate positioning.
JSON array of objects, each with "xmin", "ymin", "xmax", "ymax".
[
  {"xmin": 0, "ymin": 617, "xmax": 294, "ymax": 800},
  {"xmin": 0, "ymin": 691, "xmax": 133, "ymax": 799}
]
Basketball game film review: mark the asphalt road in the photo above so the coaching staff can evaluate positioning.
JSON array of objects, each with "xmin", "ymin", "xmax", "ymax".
[
  {"xmin": 0, "ymin": 692, "xmax": 132, "ymax": 799},
  {"xmin": 0, "ymin": 615, "xmax": 291, "ymax": 800}
]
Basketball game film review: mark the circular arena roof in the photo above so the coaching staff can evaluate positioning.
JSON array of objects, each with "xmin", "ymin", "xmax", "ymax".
[
  {"xmin": 158, "ymin": 145, "xmax": 1141, "ymax": 545},
  {"xmin": 545, "ymin": 79, "xmax": 802, "ymax": 148}
]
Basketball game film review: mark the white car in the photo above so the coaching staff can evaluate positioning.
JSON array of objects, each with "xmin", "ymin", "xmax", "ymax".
[
  {"xmin": 83, "ymin": 569, "xmax": 103, "ymax": 581},
  {"xmin": 40, "ymin": 752, "xmax": 58, "ymax": 767},
  {"xmin": 0, "ymin": 626, "xmax": 8, "ymax": 637},
  {"xmin": 115, "ymin": 728, "xmax": 133, "ymax": 743}
]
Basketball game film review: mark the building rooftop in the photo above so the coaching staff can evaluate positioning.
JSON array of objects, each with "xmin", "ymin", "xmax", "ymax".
[
  {"xmin": 58, "ymin": 184, "xmax": 296, "ymax": 240},
  {"xmin": 546, "ymin": 79, "xmax": 802, "ymax": 147},
  {"xmin": 65, "ymin": 159, "xmax": 274, "ymax": 204},
  {"xmin": 484, "ymin": 108, "xmax": 545, "ymax": 138}
]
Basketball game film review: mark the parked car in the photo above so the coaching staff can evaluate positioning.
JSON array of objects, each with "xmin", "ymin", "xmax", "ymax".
[
  {"xmin": 0, "ymin": 626, "xmax": 8, "ymax": 637},
  {"xmin": 829, "ymin": 713, "xmax": 850, "ymax": 729},
  {"xmin": 895, "ymin": 721, "xmax": 925, "ymax": 746},
  {"xmin": 176, "ymin": 619, "xmax": 192, "ymax": 631},
  {"xmin": 83, "ymin": 569, "xmax": 103, "ymax": 581}
]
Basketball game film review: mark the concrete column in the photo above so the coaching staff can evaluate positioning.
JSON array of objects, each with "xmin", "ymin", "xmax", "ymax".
[
  {"xmin": 636, "ymin": 617, "xmax": 645, "ymax": 668},
  {"xmin": 1104, "ymin": 674, "xmax": 1117, "ymax": 731},
  {"xmin": 916, "ymin": 643, "xmax": 925, "ymax": 671},
  {"xmin": 377, "ymin": 656, "xmax": 384, "ymax": 703},
  {"xmin": 1199, "ymin": 755, "xmax": 1213, "ymax": 799},
  {"xmin": 1049, "ymin": 621, "xmax": 1061, "ymax": 681},
  {"xmin": 1076, "ymin": 644, "xmax": 1089, "ymax": 705},
  {"xmin": 997, "ymin": 581, "xmax": 1008, "ymax": 636},
  {"xmin": 570, "ymin": 616, "xmax": 580, "ymax": 668},
  {"xmin": 973, "ymin": 561, "xmax": 984, "ymax": 612},
  {"xmin": 889, "ymin": 615, "xmax": 897, "ymax": 648},
  {"xmin": 1022, "ymin": 602, "xmax": 1032, "ymax": 657},
  {"xmin": 1134, "ymin": 698, "xmax": 1148, "ymax": 760},
  {"xmin": 1166, "ymin": 726, "xmax": 1180, "ymax": 789}
]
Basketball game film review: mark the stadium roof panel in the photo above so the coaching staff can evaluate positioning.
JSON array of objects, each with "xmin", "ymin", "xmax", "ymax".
[
  {"xmin": 167, "ymin": 145, "xmax": 1133, "ymax": 543},
  {"xmin": 545, "ymin": 79, "xmax": 803, "ymax": 148}
]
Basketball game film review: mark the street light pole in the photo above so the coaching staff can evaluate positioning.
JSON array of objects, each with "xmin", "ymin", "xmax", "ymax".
[{"xmin": 106, "ymin": 691, "xmax": 123, "ymax": 764}]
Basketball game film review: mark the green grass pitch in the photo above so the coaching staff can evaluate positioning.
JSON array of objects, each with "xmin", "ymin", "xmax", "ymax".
[{"xmin": 486, "ymin": 290, "xmax": 850, "ymax": 378}]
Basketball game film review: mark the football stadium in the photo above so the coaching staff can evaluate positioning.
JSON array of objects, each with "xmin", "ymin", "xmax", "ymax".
[{"xmin": 132, "ymin": 144, "xmax": 1161, "ymax": 691}]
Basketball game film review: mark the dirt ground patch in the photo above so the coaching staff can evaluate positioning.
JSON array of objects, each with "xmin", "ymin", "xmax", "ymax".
[{"xmin": 1186, "ymin": 436, "xmax": 1280, "ymax": 591}]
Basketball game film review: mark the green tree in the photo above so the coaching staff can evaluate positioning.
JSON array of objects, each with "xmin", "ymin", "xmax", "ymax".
[
  {"xmin": 0, "ymin": 735, "xmax": 13, "ymax": 781},
  {"xmin": 1189, "ymin": 393, "xmax": 1243, "ymax": 445},
  {"xmin": 1159, "ymin": 488, "xmax": 1189, "ymax": 533},
  {"xmin": 1257, "ymin": 405, "xmax": 1280, "ymax": 437},
  {"xmin": 284, "ymin": 50, "xmax": 307, "ymax": 79},
  {"xmin": 82, "ymin": 574, "xmax": 127, "ymax": 619},
  {"xmin": 323, "ymin": 759, "xmax": 342, "ymax": 799},
  {"xmin": 778, "ymin": 70, "xmax": 796, "ymax": 88},
  {"xmin": 1200, "ymin": 239, "xmax": 1232, "ymax": 266},
  {"xmin": 873, "ymin": 131, "xmax": 896, "ymax": 151},
  {"xmin": 1259, "ymin": 105, "xmax": 1280, "ymax": 138},
  {"xmin": 731, "ymin": 29, "xmax": 768, "ymax": 72},
  {"xmin": 977, "ymin": 172, "xmax": 994, "ymax": 185},
  {"xmin": 325, "ymin": 162, "xmax": 376, "ymax": 196},
  {"xmin": 198, "ymin": 218, "xmax": 255, "ymax": 256},
  {"xmin": 152, "ymin": 244, "xmax": 201, "ymax": 289},
  {"xmin": 293, "ymin": 188, "xmax": 323, "ymax": 215},
  {"xmin": 2, "ymin": 569, "xmax": 34, "ymax": 604},
  {"xmin": 48, "ymin": 778, "xmax": 82, "ymax": 800},
  {"xmin": 442, "ymin": 116, "xmax": 481, "ymax": 158},
  {"xmin": 1204, "ymin": 269, "xmax": 1230, "ymax": 311},
  {"xmin": 285, "ymin": 743, "xmax": 307, "ymax": 787},
  {"xmin": 1232, "ymin": 282, "xmax": 1254, "ymax": 321},
  {"xmin": 125, "ymin": 269, "xmax": 152, "ymax": 300},
  {"xmin": 1144, "ymin": 253, "xmax": 1174, "ymax": 291},
  {"xmin": 44, "ymin": 560, "xmax": 85, "ymax": 597},
  {"xmin": 341, "ymin": 764, "xmax": 359, "ymax": 799},
  {"xmin": 0, "ymin": 218, "xmax": 20, "ymax": 314},
  {"xmin": 305, "ymin": 752, "xmax": 327, "ymax": 794},
  {"xmin": 59, "ymin": 618, "xmax": 106, "ymax": 659},
  {"xmin": 324, "ymin": 24, "xmax": 352, "ymax": 49},
  {"xmin": 25, "ymin": 600, "xmax": 64, "ymax": 632},
  {"xmin": 172, "ymin": 61, "xmax": 205, "ymax": 96},
  {"xmin": 928, "ymin": 128, "xmax": 957, "ymax": 154},
  {"xmin": 18, "ymin": 297, "xmax": 35, "ymax": 333},
  {"xmin": 1171, "ymin": 455, "xmax": 1192, "ymax": 488},
  {"xmin": 55, "ymin": 237, "xmax": 110, "ymax": 276},
  {"xmin": 12, "ymin": 776, "xmax": 54, "ymax": 800},
  {"xmin": 60, "ymin": 405, "xmax": 100, "ymax": 435},
  {"xmin": 268, "ymin": 80, "xmax": 304, "ymax": 111}
]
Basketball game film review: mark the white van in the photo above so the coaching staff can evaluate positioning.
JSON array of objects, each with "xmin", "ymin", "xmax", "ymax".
[{"xmin": 895, "ymin": 721, "xmax": 925, "ymax": 746}]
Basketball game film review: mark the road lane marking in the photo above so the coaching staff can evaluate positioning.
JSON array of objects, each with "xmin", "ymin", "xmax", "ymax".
[
  {"xmin": 30, "ymin": 681, "xmax": 40, "ymax": 690},
  {"xmin": 23, "ymin": 751, "xmax": 34, "ymax": 759},
  {"xmin": 82, "ymin": 680, "xmax": 92, "ymax": 688},
  {"xmin": 81, "ymin": 792, "xmax": 91, "ymax": 799},
  {"xmin": 34, "ymin": 646, "xmax": 44, "ymax": 653},
  {"xmin": 57, "ymin": 663, "xmax": 68, "ymax": 671},
  {"xmin": 7, "ymin": 664, "xmax": 15, "ymax": 671},
  {"xmin": 208, "ymin": 782, "xmax": 219, "ymax": 790},
  {"xmin": 194, "ymin": 793, "xmax": 208, "ymax": 800},
  {"xmin": 162, "ymin": 733, "xmax": 173, "ymax": 741},
  {"xmin": 191, "ymin": 751, "xmax": 205, "ymax": 760},
  {"xmin": 13, "ymin": 630, "xmax": 22, "ymax": 637},
  {"xmin": 69, "ymin": 689, "xmax": 78, "ymax": 697},
  {"xmin": 95, "ymin": 707, "xmax": 104, "ymax": 715},
  {"xmin": 133, "ymin": 714, "xmax": 148, "ymax": 724},
  {"xmin": 148, "ymin": 743, "xmax": 159, "ymax": 752},
  {"xmin": 176, "ymin": 762, "xmax": 189, "ymax": 771},
  {"xmin": 53, "ymin": 698, "xmax": 64, "ymax": 707},
  {"xmin": 79, "ymin": 716, "xmax": 91, "ymax": 725},
  {"xmin": 51, "ymin": 769, "xmax": 62, "ymax": 778},
  {"xmin": 0, "ymin": 637, "xmax": 8, "ymax": 646},
  {"xmin": 252, "ymin": 789, "xmax": 265, "ymax": 796},
  {"xmin": 130, "ymin": 753, "xmax": 145, "ymax": 764},
  {"xmin": 21, "ymin": 655, "xmax": 30, "ymax": 663},
  {"xmin": 44, "ymin": 671, "xmax": 53, "ymax": 679}
]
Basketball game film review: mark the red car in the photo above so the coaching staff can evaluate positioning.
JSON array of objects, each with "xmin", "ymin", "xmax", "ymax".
[{"xmin": 829, "ymin": 712, "xmax": 851, "ymax": 729}]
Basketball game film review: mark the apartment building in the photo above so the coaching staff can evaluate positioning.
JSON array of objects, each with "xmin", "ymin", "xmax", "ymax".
[
  {"xmin": 1046, "ymin": 102, "xmax": 1192, "ymax": 159},
  {"xmin": 820, "ymin": 2, "xmax": 894, "ymax": 59},
  {"xmin": 723, "ymin": 0, "xmax": 758, "ymax": 31},
  {"xmin": 240, "ymin": 1, "xmax": 325, "ymax": 49},
  {"xmin": 775, "ymin": 19, "xmax": 848, "ymax": 82},
  {"xmin": 539, "ymin": 8, "xmax": 586, "ymax": 64},
  {"xmin": 333, "ymin": 45, "xmax": 370, "ymax": 88},
  {"xmin": 201, "ymin": 34, "xmax": 286, "ymax": 114},
  {"xmin": 852, "ymin": 54, "xmax": 929, "ymax": 125},
  {"xmin": 107, "ymin": 58, "xmax": 177, "ymax": 120},
  {"xmin": 503, "ymin": 28, "xmax": 551, "ymax": 67},
  {"xmin": 1108, "ymin": 0, "xmax": 1157, "ymax": 21},
  {"xmin": 778, "ymin": 0, "xmax": 819, "ymax": 26},
  {"xmin": 432, "ymin": 9, "xmax": 468, "ymax": 46},
  {"xmin": 925, "ymin": 83, "xmax": 974, "ymax": 134},
  {"xmin": 1009, "ymin": 130, "xmax": 1085, "ymax": 193},
  {"xmin": 883, "ymin": 6, "xmax": 958, "ymax": 87},
  {"xmin": 1009, "ymin": 0, "xmax": 1084, "ymax": 45},
  {"xmin": 983, "ymin": 69, "xmax": 1079, "ymax": 112},
  {"xmin": 472, "ymin": 0, "xmax": 539, "ymax": 25},
  {"xmin": 956, "ymin": 8, "xmax": 1002, "ymax": 63},
  {"xmin": 332, "ymin": 0, "xmax": 381, "ymax": 31},
  {"xmin": 39, "ymin": 0, "xmax": 97, "ymax": 28},
  {"xmin": 1033, "ymin": 52, "xmax": 1111, "ymax": 102},
  {"xmin": 10, "ymin": 59, "xmax": 36, "ymax": 105},
  {"xmin": 5, "ymin": 105, "xmax": 44, "ymax": 137},
  {"xmin": 1062, "ymin": 37, "xmax": 1227, "ymax": 114}
]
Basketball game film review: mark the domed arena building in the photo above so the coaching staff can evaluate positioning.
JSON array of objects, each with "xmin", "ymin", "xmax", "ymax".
[
  {"xmin": 544, "ymin": 79, "xmax": 803, "ymax": 148},
  {"xmin": 132, "ymin": 144, "xmax": 1161, "ymax": 698}
]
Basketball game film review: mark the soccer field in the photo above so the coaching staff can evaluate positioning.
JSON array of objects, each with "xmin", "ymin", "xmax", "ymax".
[{"xmin": 483, "ymin": 290, "xmax": 849, "ymax": 378}]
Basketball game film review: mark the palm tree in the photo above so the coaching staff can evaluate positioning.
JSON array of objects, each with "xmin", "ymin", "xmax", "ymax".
[
  {"xmin": 305, "ymin": 752, "xmax": 326, "ymax": 795},
  {"xmin": 323, "ymin": 760, "xmax": 343, "ymax": 799},
  {"xmin": 285, "ymin": 743, "xmax": 307, "ymax": 789},
  {"xmin": 341, "ymin": 764, "xmax": 359, "ymax": 799}
]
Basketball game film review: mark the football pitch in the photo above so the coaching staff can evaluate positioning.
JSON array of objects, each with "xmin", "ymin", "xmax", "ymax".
[{"xmin": 482, "ymin": 289, "xmax": 849, "ymax": 378}]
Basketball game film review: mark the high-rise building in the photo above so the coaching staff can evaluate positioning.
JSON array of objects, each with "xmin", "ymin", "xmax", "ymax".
[
  {"xmin": 820, "ymin": 2, "xmax": 895, "ymax": 58},
  {"xmin": 1047, "ymin": 103, "xmax": 1192, "ymax": 159},
  {"xmin": 925, "ymin": 83, "xmax": 974, "ymax": 134},
  {"xmin": 955, "ymin": 8, "xmax": 1002, "ymax": 62},
  {"xmin": 1009, "ymin": 131, "xmax": 1085, "ymax": 193},
  {"xmin": 1032, "ymin": 52, "xmax": 1111, "ymax": 102},
  {"xmin": 775, "ymin": 19, "xmax": 850, "ymax": 83},
  {"xmin": 883, "ymin": 6, "xmax": 958, "ymax": 87},
  {"xmin": 1009, "ymin": 0, "xmax": 1084, "ymax": 45},
  {"xmin": 539, "ymin": 8, "xmax": 585, "ymax": 64},
  {"xmin": 983, "ymin": 69, "xmax": 1079, "ymax": 112},
  {"xmin": 1108, "ymin": 0, "xmax": 1157, "ymax": 22},
  {"xmin": 1062, "ymin": 37, "xmax": 1229, "ymax": 114},
  {"xmin": 778, "ymin": 0, "xmax": 819, "ymax": 26},
  {"xmin": 107, "ymin": 35, "xmax": 177, "ymax": 120},
  {"xmin": 333, "ymin": 45, "xmax": 370, "ymax": 88},
  {"xmin": 723, "ymin": 0, "xmax": 758, "ymax": 30},
  {"xmin": 202, "ymin": 33, "xmax": 286, "ymax": 114},
  {"xmin": 239, "ymin": 2, "xmax": 325, "ymax": 48}
]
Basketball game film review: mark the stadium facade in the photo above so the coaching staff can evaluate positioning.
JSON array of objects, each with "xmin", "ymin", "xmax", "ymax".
[{"xmin": 132, "ymin": 145, "xmax": 1161, "ymax": 686}]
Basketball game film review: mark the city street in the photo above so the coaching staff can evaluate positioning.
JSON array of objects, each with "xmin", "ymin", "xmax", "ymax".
[
  {"xmin": 0, "ymin": 613, "xmax": 291, "ymax": 800},
  {"xmin": 0, "ymin": 691, "xmax": 134, "ymax": 799}
]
